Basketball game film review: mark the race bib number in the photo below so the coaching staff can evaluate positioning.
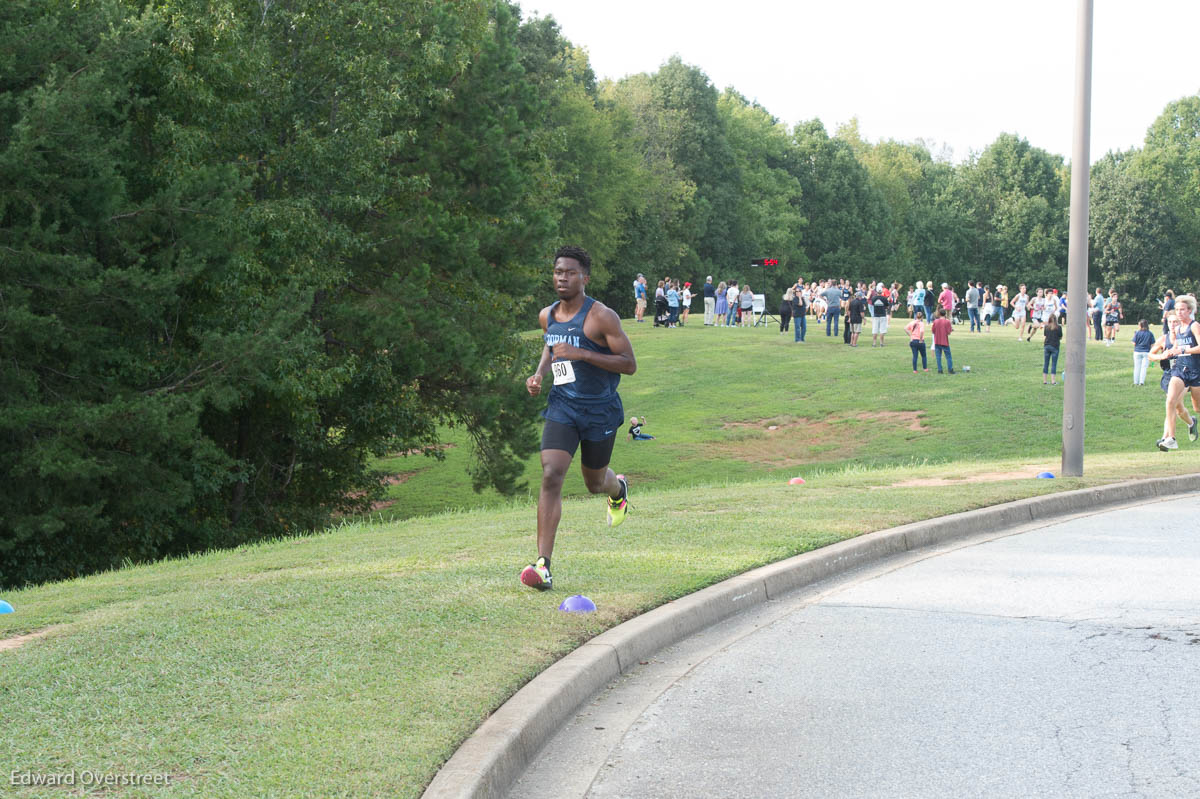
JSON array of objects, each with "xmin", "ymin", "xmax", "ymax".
[{"xmin": 551, "ymin": 360, "xmax": 576, "ymax": 386}]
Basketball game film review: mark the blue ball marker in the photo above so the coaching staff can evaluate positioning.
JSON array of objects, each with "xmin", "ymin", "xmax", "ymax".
[{"xmin": 558, "ymin": 594, "xmax": 597, "ymax": 613}]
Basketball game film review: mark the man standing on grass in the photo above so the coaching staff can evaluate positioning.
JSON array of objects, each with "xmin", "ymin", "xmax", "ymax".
[
  {"xmin": 791, "ymin": 279, "xmax": 808, "ymax": 342},
  {"xmin": 938, "ymin": 283, "xmax": 955, "ymax": 320},
  {"xmin": 824, "ymin": 280, "xmax": 844, "ymax": 337},
  {"xmin": 633, "ymin": 274, "xmax": 647, "ymax": 323},
  {"xmin": 966, "ymin": 281, "xmax": 981, "ymax": 332},
  {"xmin": 703, "ymin": 276, "xmax": 716, "ymax": 325},
  {"xmin": 869, "ymin": 283, "xmax": 890, "ymax": 347},
  {"xmin": 523, "ymin": 245, "xmax": 634, "ymax": 590}
]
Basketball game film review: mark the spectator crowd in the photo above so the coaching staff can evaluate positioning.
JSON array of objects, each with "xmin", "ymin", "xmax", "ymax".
[{"xmin": 628, "ymin": 274, "xmax": 1163, "ymax": 350}]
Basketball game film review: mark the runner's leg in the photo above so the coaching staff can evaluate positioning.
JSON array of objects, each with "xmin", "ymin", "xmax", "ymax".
[{"xmin": 537, "ymin": 448, "xmax": 574, "ymax": 562}]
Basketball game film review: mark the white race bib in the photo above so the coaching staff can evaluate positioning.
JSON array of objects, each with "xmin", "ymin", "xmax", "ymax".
[{"xmin": 550, "ymin": 360, "xmax": 576, "ymax": 386}]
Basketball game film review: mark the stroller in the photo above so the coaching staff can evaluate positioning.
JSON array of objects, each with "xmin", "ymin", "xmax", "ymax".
[
  {"xmin": 952, "ymin": 298, "xmax": 965, "ymax": 325},
  {"xmin": 654, "ymin": 295, "xmax": 670, "ymax": 327}
]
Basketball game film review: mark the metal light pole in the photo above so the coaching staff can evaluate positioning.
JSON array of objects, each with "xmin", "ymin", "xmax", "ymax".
[{"xmin": 1062, "ymin": 0, "xmax": 1093, "ymax": 476}]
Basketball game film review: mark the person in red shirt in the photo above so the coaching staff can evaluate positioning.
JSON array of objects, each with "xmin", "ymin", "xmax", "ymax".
[
  {"xmin": 932, "ymin": 308, "xmax": 955, "ymax": 374},
  {"xmin": 938, "ymin": 283, "xmax": 956, "ymax": 317}
]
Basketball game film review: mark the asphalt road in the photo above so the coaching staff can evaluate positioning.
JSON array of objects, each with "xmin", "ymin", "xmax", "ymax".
[{"xmin": 510, "ymin": 495, "xmax": 1200, "ymax": 799}]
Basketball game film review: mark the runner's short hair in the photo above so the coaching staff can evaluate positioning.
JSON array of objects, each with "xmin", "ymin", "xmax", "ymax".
[{"xmin": 554, "ymin": 245, "xmax": 591, "ymax": 274}]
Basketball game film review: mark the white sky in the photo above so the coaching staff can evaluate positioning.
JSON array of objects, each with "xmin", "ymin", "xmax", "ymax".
[{"xmin": 522, "ymin": 0, "xmax": 1200, "ymax": 164}]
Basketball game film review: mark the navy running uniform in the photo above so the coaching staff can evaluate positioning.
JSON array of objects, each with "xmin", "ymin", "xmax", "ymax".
[
  {"xmin": 1171, "ymin": 322, "xmax": 1200, "ymax": 388},
  {"xmin": 541, "ymin": 297, "xmax": 624, "ymax": 459}
]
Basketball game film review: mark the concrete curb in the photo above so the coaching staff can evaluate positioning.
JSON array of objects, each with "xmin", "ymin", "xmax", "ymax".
[{"xmin": 422, "ymin": 474, "xmax": 1200, "ymax": 799}]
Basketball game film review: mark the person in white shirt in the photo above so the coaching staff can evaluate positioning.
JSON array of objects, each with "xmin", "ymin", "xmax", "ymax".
[{"xmin": 725, "ymin": 281, "xmax": 740, "ymax": 327}]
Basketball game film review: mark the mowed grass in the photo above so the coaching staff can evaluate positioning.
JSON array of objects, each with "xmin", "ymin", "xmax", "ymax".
[{"xmin": 2, "ymin": 315, "xmax": 1195, "ymax": 798}]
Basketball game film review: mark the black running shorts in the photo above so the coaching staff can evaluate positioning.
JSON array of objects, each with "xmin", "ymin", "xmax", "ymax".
[{"xmin": 541, "ymin": 419, "xmax": 617, "ymax": 469}]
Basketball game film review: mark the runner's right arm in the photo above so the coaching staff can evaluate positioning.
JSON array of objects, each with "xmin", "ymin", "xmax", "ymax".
[{"xmin": 526, "ymin": 306, "xmax": 553, "ymax": 396}]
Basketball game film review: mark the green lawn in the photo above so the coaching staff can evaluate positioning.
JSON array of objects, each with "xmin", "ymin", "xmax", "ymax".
[{"xmin": 2, "ymin": 316, "xmax": 1193, "ymax": 798}]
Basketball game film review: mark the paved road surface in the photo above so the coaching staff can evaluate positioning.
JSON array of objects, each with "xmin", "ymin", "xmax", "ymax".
[{"xmin": 510, "ymin": 495, "xmax": 1200, "ymax": 798}]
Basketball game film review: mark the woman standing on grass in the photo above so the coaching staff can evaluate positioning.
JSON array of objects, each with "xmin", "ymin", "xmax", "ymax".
[
  {"xmin": 779, "ymin": 286, "xmax": 794, "ymax": 334},
  {"xmin": 714, "ymin": 281, "xmax": 728, "ymax": 327},
  {"xmin": 905, "ymin": 311, "xmax": 928, "ymax": 373},
  {"xmin": 1042, "ymin": 314, "xmax": 1062, "ymax": 385},
  {"xmin": 654, "ymin": 280, "xmax": 667, "ymax": 327},
  {"xmin": 1132, "ymin": 320, "xmax": 1155, "ymax": 386},
  {"xmin": 739, "ymin": 283, "xmax": 754, "ymax": 327}
]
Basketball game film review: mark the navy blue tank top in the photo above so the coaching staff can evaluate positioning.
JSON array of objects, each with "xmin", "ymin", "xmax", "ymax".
[
  {"xmin": 1176, "ymin": 322, "xmax": 1199, "ymax": 371},
  {"xmin": 545, "ymin": 297, "xmax": 620, "ymax": 405}
]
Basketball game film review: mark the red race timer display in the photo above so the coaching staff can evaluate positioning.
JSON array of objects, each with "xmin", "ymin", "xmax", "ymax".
[{"xmin": 750, "ymin": 258, "xmax": 779, "ymax": 266}]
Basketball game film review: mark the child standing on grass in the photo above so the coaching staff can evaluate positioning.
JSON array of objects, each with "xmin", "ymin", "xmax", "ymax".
[
  {"xmin": 1132, "ymin": 320, "xmax": 1154, "ymax": 386},
  {"xmin": 1042, "ymin": 314, "xmax": 1063, "ymax": 385},
  {"xmin": 905, "ymin": 311, "xmax": 928, "ymax": 373}
]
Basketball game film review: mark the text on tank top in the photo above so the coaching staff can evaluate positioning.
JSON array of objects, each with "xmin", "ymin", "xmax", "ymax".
[{"xmin": 545, "ymin": 297, "xmax": 620, "ymax": 404}]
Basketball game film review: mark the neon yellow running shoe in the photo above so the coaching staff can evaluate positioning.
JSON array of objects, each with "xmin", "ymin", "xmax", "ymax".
[{"xmin": 607, "ymin": 475, "xmax": 629, "ymax": 528}]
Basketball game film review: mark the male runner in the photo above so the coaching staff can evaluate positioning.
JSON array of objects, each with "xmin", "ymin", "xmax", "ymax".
[{"xmin": 522, "ymin": 245, "xmax": 635, "ymax": 590}]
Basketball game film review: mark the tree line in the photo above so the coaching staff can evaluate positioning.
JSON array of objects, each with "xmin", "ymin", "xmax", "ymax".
[{"xmin": 2, "ymin": 0, "xmax": 1196, "ymax": 585}]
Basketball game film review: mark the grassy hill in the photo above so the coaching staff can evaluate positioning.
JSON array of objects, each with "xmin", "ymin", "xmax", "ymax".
[
  {"xmin": 376, "ymin": 317, "xmax": 1177, "ymax": 519},
  {"xmin": 2, "ymin": 316, "xmax": 1192, "ymax": 798}
]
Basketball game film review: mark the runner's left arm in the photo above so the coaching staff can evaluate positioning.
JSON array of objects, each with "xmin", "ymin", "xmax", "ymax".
[{"xmin": 549, "ymin": 305, "xmax": 637, "ymax": 375}]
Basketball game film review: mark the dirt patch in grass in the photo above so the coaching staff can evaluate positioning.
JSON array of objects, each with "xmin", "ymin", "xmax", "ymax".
[
  {"xmin": 0, "ymin": 626, "xmax": 63, "ymax": 653},
  {"xmin": 370, "ymin": 473, "xmax": 418, "ymax": 511},
  {"xmin": 886, "ymin": 465, "xmax": 1058, "ymax": 487},
  {"xmin": 345, "ymin": 472, "xmax": 418, "ymax": 514},
  {"xmin": 711, "ymin": 412, "xmax": 928, "ymax": 467},
  {"xmin": 392, "ymin": 443, "xmax": 457, "ymax": 457}
]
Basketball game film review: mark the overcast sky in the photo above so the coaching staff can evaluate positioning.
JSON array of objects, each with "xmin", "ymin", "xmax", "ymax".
[{"xmin": 521, "ymin": 1, "xmax": 1200, "ymax": 164}]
